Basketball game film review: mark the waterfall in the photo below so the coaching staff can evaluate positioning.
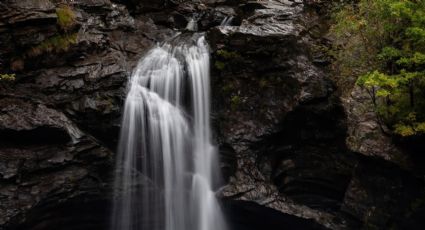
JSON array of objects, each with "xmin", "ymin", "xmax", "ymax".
[
  {"xmin": 186, "ymin": 18, "xmax": 198, "ymax": 31},
  {"xmin": 220, "ymin": 16, "xmax": 234, "ymax": 26},
  {"xmin": 111, "ymin": 35, "xmax": 227, "ymax": 230}
]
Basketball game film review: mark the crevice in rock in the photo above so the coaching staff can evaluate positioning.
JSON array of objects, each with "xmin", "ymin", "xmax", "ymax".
[{"xmin": 223, "ymin": 200, "xmax": 329, "ymax": 230}]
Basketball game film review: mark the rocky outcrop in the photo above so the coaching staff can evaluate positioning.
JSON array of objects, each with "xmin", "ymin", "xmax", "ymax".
[
  {"xmin": 1, "ymin": 0, "xmax": 425, "ymax": 229},
  {"xmin": 207, "ymin": 1, "xmax": 346, "ymax": 228},
  {"xmin": 208, "ymin": 0, "xmax": 425, "ymax": 229},
  {"xmin": 0, "ymin": 98, "xmax": 112, "ymax": 229},
  {"xmin": 0, "ymin": 0, "xmax": 165, "ymax": 229},
  {"xmin": 343, "ymin": 86, "xmax": 410, "ymax": 167}
]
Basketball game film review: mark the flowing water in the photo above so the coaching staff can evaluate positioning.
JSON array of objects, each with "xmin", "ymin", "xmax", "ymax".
[
  {"xmin": 112, "ymin": 35, "xmax": 227, "ymax": 230},
  {"xmin": 220, "ymin": 16, "xmax": 234, "ymax": 26}
]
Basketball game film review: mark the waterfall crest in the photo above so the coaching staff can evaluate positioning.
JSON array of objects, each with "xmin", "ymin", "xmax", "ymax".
[{"xmin": 112, "ymin": 35, "xmax": 227, "ymax": 230}]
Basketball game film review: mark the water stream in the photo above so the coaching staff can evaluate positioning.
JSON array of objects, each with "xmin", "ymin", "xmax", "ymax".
[
  {"xmin": 220, "ymin": 16, "xmax": 234, "ymax": 26},
  {"xmin": 112, "ymin": 35, "xmax": 227, "ymax": 230}
]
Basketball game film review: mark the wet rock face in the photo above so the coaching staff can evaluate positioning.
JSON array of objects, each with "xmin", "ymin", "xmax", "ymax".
[
  {"xmin": 1, "ymin": 0, "xmax": 425, "ymax": 229},
  {"xmin": 206, "ymin": 1, "xmax": 355, "ymax": 226},
  {"xmin": 0, "ymin": 0, "xmax": 169, "ymax": 228},
  {"xmin": 208, "ymin": 0, "xmax": 425, "ymax": 229},
  {"xmin": 0, "ymin": 98, "xmax": 112, "ymax": 229},
  {"xmin": 0, "ymin": 0, "xmax": 175, "ymax": 146}
]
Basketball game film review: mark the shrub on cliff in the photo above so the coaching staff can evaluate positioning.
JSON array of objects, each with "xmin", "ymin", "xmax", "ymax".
[
  {"xmin": 27, "ymin": 33, "xmax": 78, "ymax": 57},
  {"xmin": 25, "ymin": 4, "xmax": 78, "ymax": 58},
  {"xmin": 0, "ymin": 74, "xmax": 15, "ymax": 81},
  {"xmin": 56, "ymin": 5, "xmax": 76, "ymax": 30},
  {"xmin": 331, "ymin": 0, "xmax": 425, "ymax": 137}
]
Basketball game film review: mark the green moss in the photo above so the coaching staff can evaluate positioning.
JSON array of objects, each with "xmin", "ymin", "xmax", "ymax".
[
  {"xmin": 28, "ymin": 33, "xmax": 78, "ymax": 57},
  {"xmin": 217, "ymin": 49, "xmax": 241, "ymax": 59},
  {"xmin": 98, "ymin": 95, "xmax": 116, "ymax": 112},
  {"xmin": 230, "ymin": 95, "xmax": 242, "ymax": 110},
  {"xmin": 215, "ymin": 49, "xmax": 242, "ymax": 71},
  {"xmin": 56, "ymin": 5, "xmax": 76, "ymax": 30},
  {"xmin": 215, "ymin": 61, "xmax": 225, "ymax": 70},
  {"xmin": 222, "ymin": 82, "xmax": 234, "ymax": 94},
  {"xmin": 0, "ymin": 74, "xmax": 15, "ymax": 81}
]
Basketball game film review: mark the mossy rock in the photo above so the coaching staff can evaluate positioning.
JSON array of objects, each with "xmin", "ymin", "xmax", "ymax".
[
  {"xmin": 56, "ymin": 5, "xmax": 76, "ymax": 30},
  {"xmin": 0, "ymin": 74, "xmax": 15, "ymax": 81},
  {"xmin": 216, "ymin": 49, "xmax": 241, "ymax": 60},
  {"xmin": 27, "ymin": 33, "xmax": 78, "ymax": 57}
]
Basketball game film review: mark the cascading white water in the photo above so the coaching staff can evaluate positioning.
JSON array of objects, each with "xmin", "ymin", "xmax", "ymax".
[
  {"xmin": 220, "ymin": 16, "xmax": 234, "ymax": 26},
  {"xmin": 112, "ymin": 35, "xmax": 227, "ymax": 230},
  {"xmin": 186, "ymin": 18, "xmax": 198, "ymax": 31}
]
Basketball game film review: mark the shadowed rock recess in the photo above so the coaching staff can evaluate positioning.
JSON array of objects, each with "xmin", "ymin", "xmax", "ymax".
[{"xmin": 0, "ymin": 0, "xmax": 424, "ymax": 229}]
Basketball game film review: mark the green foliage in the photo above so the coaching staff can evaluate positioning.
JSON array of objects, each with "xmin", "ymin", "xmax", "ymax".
[
  {"xmin": 331, "ymin": 0, "xmax": 425, "ymax": 137},
  {"xmin": 394, "ymin": 122, "xmax": 425, "ymax": 137},
  {"xmin": 215, "ymin": 49, "xmax": 241, "ymax": 70},
  {"xmin": 378, "ymin": 47, "xmax": 402, "ymax": 62},
  {"xmin": 56, "ymin": 5, "xmax": 76, "ymax": 30},
  {"xmin": 0, "ymin": 73, "xmax": 15, "ymax": 81},
  {"xmin": 27, "ymin": 33, "xmax": 78, "ymax": 57},
  {"xmin": 222, "ymin": 81, "xmax": 235, "ymax": 94},
  {"xmin": 25, "ymin": 4, "xmax": 78, "ymax": 58},
  {"xmin": 357, "ymin": 70, "xmax": 400, "ymax": 101},
  {"xmin": 230, "ymin": 95, "xmax": 242, "ymax": 110}
]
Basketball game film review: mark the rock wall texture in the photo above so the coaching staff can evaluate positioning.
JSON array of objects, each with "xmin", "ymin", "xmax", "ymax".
[{"xmin": 0, "ymin": 0, "xmax": 424, "ymax": 229}]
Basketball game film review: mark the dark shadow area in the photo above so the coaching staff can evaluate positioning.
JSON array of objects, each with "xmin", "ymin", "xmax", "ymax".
[
  {"xmin": 223, "ymin": 200, "xmax": 328, "ymax": 230},
  {"xmin": 394, "ymin": 134, "xmax": 425, "ymax": 174},
  {"xmin": 7, "ymin": 195, "xmax": 332, "ymax": 230},
  {"xmin": 0, "ymin": 127, "xmax": 71, "ymax": 146},
  {"xmin": 253, "ymin": 96, "xmax": 355, "ymax": 212},
  {"xmin": 7, "ymin": 195, "xmax": 111, "ymax": 230}
]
